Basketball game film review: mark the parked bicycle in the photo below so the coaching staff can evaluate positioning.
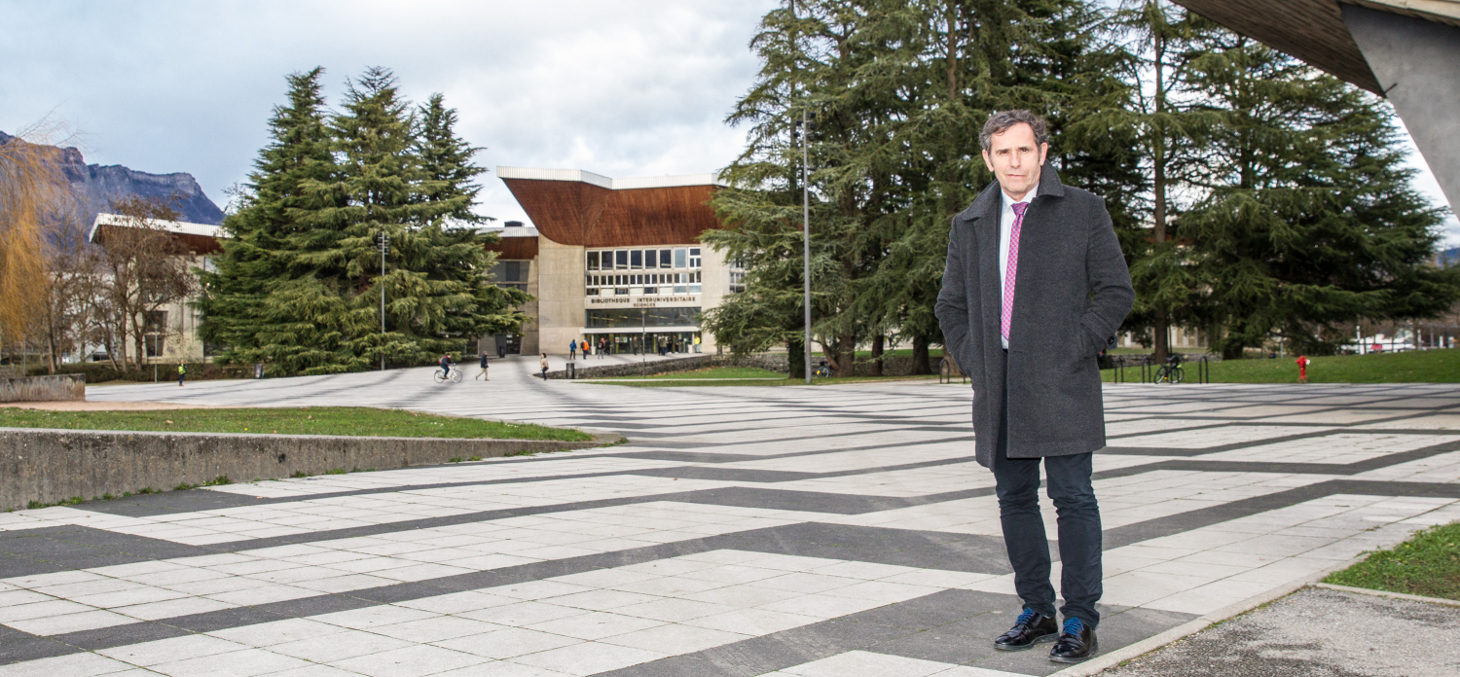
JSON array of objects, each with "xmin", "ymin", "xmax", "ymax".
[
  {"xmin": 812, "ymin": 360, "xmax": 836, "ymax": 378},
  {"xmin": 433, "ymin": 367, "xmax": 463, "ymax": 384},
  {"xmin": 1153, "ymin": 354, "xmax": 1184, "ymax": 384}
]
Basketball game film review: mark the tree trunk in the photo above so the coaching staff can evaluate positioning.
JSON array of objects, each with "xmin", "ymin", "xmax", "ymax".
[
  {"xmin": 871, "ymin": 334, "xmax": 884, "ymax": 377},
  {"xmin": 787, "ymin": 335, "xmax": 805, "ymax": 380},
  {"xmin": 912, "ymin": 335, "xmax": 932, "ymax": 375},
  {"xmin": 834, "ymin": 332, "xmax": 855, "ymax": 378}
]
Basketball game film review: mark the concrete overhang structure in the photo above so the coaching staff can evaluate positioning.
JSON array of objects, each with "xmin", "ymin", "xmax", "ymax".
[
  {"xmin": 1171, "ymin": 0, "xmax": 1460, "ymax": 209},
  {"xmin": 496, "ymin": 166, "xmax": 724, "ymax": 248},
  {"xmin": 87, "ymin": 213, "xmax": 224, "ymax": 255}
]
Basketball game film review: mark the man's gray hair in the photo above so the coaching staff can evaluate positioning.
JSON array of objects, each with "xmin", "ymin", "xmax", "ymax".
[{"xmin": 980, "ymin": 110, "xmax": 1049, "ymax": 151}]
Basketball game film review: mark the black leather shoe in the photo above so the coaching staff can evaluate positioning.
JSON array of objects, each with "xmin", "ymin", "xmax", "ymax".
[
  {"xmin": 993, "ymin": 608, "xmax": 1058, "ymax": 651},
  {"xmin": 1048, "ymin": 617, "xmax": 1098, "ymax": 663}
]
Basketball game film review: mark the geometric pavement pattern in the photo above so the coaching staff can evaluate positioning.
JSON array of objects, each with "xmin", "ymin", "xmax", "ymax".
[{"xmin": 2, "ymin": 355, "xmax": 1459, "ymax": 676}]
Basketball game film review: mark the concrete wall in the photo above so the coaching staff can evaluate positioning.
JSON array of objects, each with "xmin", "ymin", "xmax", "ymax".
[
  {"xmin": 550, "ymin": 353, "xmax": 789, "ymax": 379},
  {"xmin": 0, "ymin": 374, "xmax": 85, "ymax": 403},
  {"xmin": 0, "ymin": 429, "xmax": 612, "ymax": 511},
  {"xmin": 536, "ymin": 237, "xmax": 586, "ymax": 356}
]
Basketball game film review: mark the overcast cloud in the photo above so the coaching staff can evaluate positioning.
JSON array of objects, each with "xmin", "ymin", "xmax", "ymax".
[{"xmin": 2, "ymin": 0, "xmax": 1453, "ymax": 241}]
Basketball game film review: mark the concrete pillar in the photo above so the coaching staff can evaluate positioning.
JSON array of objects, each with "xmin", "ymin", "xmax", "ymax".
[{"xmin": 1342, "ymin": 5, "xmax": 1460, "ymax": 210}]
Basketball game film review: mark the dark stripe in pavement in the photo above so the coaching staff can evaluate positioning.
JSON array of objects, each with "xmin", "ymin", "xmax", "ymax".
[{"xmin": 0, "ymin": 523, "xmax": 1014, "ymax": 665}]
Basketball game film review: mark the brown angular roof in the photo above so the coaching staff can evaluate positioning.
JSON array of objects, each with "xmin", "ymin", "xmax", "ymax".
[{"xmin": 498, "ymin": 168, "xmax": 722, "ymax": 248}]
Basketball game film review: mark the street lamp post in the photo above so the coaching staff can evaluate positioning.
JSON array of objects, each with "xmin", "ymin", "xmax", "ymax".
[
  {"xmin": 379, "ymin": 232, "xmax": 389, "ymax": 371},
  {"xmin": 802, "ymin": 109, "xmax": 812, "ymax": 385}
]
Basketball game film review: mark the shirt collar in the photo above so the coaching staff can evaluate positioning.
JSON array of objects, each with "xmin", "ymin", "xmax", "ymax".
[{"xmin": 1002, "ymin": 182, "xmax": 1038, "ymax": 210}]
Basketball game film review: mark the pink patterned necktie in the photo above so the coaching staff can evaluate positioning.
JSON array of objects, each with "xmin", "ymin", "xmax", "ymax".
[{"xmin": 1002, "ymin": 201, "xmax": 1029, "ymax": 343}]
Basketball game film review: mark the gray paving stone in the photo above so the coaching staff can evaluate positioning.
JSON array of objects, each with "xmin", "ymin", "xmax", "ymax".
[{"xmin": 3, "ymin": 374, "xmax": 1457, "ymax": 676}]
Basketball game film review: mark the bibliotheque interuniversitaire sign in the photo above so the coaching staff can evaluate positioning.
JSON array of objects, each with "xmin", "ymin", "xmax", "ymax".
[{"xmin": 587, "ymin": 295, "xmax": 698, "ymax": 309}]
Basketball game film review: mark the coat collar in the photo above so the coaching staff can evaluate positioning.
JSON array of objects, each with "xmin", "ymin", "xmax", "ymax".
[{"xmin": 959, "ymin": 164, "xmax": 1067, "ymax": 222}]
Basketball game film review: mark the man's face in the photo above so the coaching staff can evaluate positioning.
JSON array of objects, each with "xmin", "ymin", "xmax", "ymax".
[{"xmin": 981, "ymin": 122, "xmax": 1048, "ymax": 201}]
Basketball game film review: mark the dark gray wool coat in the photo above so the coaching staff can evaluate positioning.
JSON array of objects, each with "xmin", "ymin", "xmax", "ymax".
[{"xmin": 935, "ymin": 167, "xmax": 1134, "ymax": 467}]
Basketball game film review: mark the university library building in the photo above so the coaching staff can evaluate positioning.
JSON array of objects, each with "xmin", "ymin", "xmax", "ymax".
[{"xmin": 488, "ymin": 167, "xmax": 743, "ymax": 357}]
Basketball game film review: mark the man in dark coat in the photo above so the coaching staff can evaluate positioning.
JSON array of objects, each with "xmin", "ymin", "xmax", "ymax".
[{"xmin": 935, "ymin": 110, "xmax": 1133, "ymax": 664}]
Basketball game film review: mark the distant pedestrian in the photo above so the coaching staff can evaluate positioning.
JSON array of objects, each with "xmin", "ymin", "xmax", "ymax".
[
  {"xmin": 1296, "ymin": 355, "xmax": 1310, "ymax": 383},
  {"xmin": 177, "ymin": 363, "xmax": 186, "ymax": 386},
  {"xmin": 476, "ymin": 352, "xmax": 489, "ymax": 381},
  {"xmin": 581, "ymin": 340, "xmax": 591, "ymax": 358},
  {"xmin": 540, "ymin": 353, "xmax": 549, "ymax": 380},
  {"xmin": 569, "ymin": 339, "xmax": 578, "ymax": 360},
  {"xmin": 599, "ymin": 338, "xmax": 608, "ymax": 359}
]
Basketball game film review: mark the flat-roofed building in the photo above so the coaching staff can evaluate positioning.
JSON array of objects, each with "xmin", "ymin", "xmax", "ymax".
[
  {"xmin": 490, "ymin": 167, "xmax": 739, "ymax": 356},
  {"xmin": 87, "ymin": 213, "xmax": 221, "ymax": 363}
]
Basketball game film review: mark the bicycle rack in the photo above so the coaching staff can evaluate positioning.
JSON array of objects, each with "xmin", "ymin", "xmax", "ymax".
[
  {"xmin": 1197, "ymin": 356, "xmax": 1209, "ymax": 384},
  {"xmin": 939, "ymin": 357, "xmax": 968, "ymax": 385},
  {"xmin": 1140, "ymin": 355, "xmax": 1153, "ymax": 383}
]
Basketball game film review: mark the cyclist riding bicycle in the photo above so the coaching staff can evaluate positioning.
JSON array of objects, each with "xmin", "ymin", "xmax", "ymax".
[{"xmin": 438, "ymin": 354, "xmax": 452, "ymax": 379}]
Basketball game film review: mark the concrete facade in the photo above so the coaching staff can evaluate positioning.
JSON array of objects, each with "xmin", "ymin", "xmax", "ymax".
[
  {"xmin": 492, "ymin": 168, "xmax": 741, "ymax": 357},
  {"xmin": 1342, "ymin": 4, "xmax": 1460, "ymax": 209}
]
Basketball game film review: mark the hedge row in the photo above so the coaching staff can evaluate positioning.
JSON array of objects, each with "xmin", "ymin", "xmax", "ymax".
[{"xmin": 28, "ymin": 362, "xmax": 254, "ymax": 383}]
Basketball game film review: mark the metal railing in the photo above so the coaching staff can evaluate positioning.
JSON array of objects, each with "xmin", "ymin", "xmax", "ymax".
[{"xmin": 1106, "ymin": 353, "xmax": 1210, "ymax": 384}]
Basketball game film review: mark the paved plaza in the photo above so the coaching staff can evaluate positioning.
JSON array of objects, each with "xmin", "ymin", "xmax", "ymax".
[{"xmin": 3, "ymin": 356, "xmax": 1460, "ymax": 676}]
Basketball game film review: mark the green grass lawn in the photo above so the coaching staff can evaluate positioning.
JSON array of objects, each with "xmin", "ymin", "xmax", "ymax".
[
  {"xmin": 1103, "ymin": 349, "xmax": 1460, "ymax": 383},
  {"xmin": 0, "ymin": 406, "xmax": 592, "ymax": 441},
  {"xmin": 1323, "ymin": 522, "xmax": 1460, "ymax": 601}
]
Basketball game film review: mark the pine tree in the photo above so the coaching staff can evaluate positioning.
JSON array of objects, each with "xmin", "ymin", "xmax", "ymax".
[
  {"xmin": 1108, "ymin": 1, "xmax": 1218, "ymax": 363},
  {"xmin": 416, "ymin": 94, "xmax": 485, "ymax": 224},
  {"xmin": 1177, "ymin": 35, "xmax": 1460, "ymax": 357},
  {"xmin": 321, "ymin": 67, "xmax": 526, "ymax": 370},
  {"xmin": 198, "ymin": 67, "xmax": 347, "ymax": 370},
  {"xmin": 705, "ymin": 0, "xmax": 888, "ymax": 378},
  {"xmin": 202, "ymin": 68, "xmax": 527, "ymax": 374}
]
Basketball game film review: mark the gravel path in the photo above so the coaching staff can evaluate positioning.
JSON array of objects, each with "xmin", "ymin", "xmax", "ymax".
[{"xmin": 1099, "ymin": 587, "xmax": 1460, "ymax": 677}]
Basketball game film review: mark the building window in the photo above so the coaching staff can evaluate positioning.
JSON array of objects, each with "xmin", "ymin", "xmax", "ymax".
[
  {"xmin": 615, "ymin": 250, "xmax": 628, "ymax": 269},
  {"xmin": 586, "ymin": 252, "xmax": 599, "ymax": 270},
  {"xmin": 586, "ymin": 307, "xmax": 700, "ymax": 328},
  {"xmin": 689, "ymin": 248, "xmax": 701, "ymax": 268},
  {"xmin": 659, "ymin": 250, "xmax": 672, "ymax": 268},
  {"xmin": 630, "ymin": 250, "xmax": 643, "ymax": 269},
  {"xmin": 674, "ymin": 248, "xmax": 687, "ymax": 268}
]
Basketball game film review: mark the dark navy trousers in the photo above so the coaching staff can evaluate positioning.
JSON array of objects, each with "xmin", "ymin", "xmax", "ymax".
[{"xmin": 992, "ymin": 370, "xmax": 1103, "ymax": 627}]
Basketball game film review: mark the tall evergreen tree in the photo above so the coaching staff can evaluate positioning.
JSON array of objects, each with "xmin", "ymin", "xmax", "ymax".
[
  {"xmin": 198, "ymin": 67, "xmax": 347, "ymax": 370},
  {"xmin": 1109, "ymin": 1, "xmax": 1218, "ymax": 363},
  {"xmin": 416, "ymin": 93, "xmax": 485, "ymax": 224},
  {"xmin": 202, "ymin": 67, "xmax": 526, "ymax": 375},
  {"xmin": 1178, "ymin": 35, "xmax": 1459, "ymax": 357},
  {"xmin": 706, "ymin": 0, "xmax": 1139, "ymax": 376}
]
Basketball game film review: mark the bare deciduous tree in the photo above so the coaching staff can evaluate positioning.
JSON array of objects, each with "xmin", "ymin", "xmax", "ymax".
[{"xmin": 93, "ymin": 197, "xmax": 197, "ymax": 371}]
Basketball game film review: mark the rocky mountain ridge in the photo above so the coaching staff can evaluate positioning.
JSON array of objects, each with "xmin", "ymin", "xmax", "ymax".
[{"xmin": 0, "ymin": 130, "xmax": 224, "ymax": 225}]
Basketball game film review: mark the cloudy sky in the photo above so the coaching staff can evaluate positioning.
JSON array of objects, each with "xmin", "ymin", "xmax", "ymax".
[{"xmin": 2, "ymin": 0, "xmax": 1454, "ymax": 240}]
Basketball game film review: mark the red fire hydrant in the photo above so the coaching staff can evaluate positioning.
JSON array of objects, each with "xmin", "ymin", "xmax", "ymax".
[{"xmin": 1296, "ymin": 355, "xmax": 1310, "ymax": 383}]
